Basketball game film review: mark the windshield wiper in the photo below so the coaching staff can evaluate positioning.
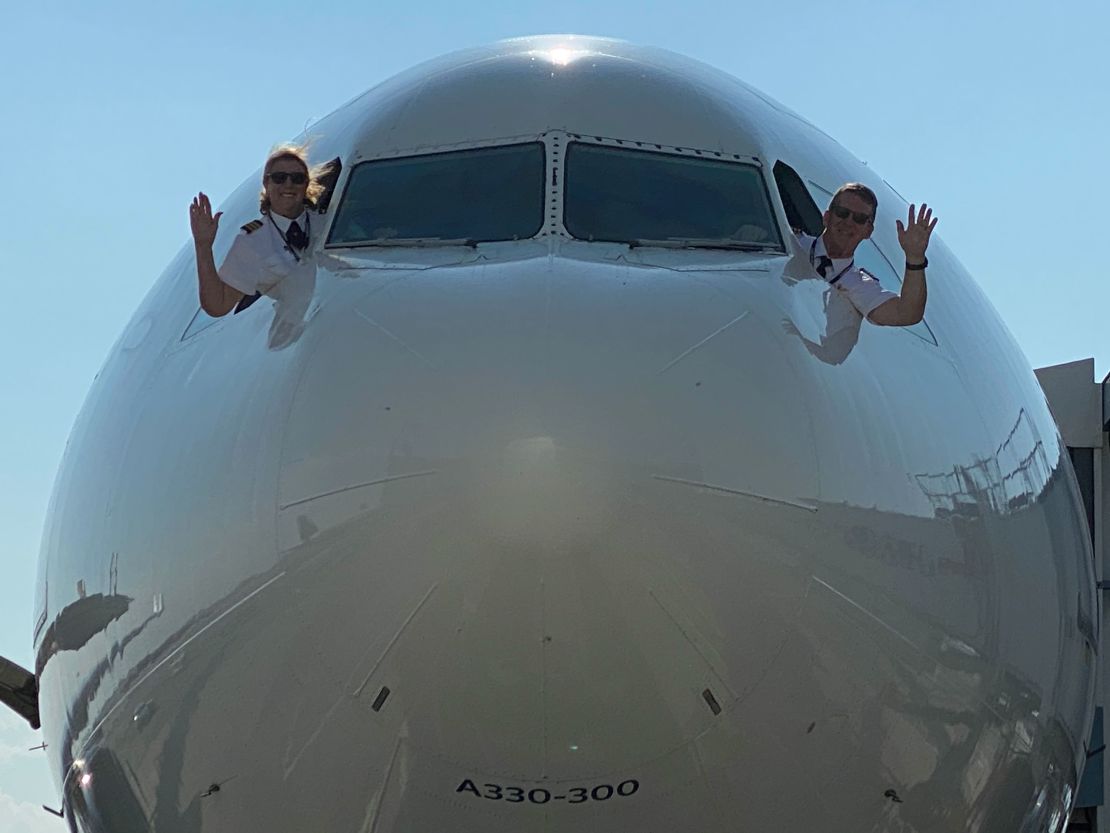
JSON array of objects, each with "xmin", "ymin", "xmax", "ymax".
[
  {"xmin": 629, "ymin": 238, "xmax": 781, "ymax": 252},
  {"xmin": 330, "ymin": 237, "xmax": 477, "ymax": 249}
]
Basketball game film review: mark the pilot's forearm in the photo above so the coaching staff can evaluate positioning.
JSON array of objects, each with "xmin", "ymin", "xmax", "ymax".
[
  {"xmin": 896, "ymin": 264, "xmax": 927, "ymax": 324},
  {"xmin": 195, "ymin": 243, "xmax": 240, "ymax": 317}
]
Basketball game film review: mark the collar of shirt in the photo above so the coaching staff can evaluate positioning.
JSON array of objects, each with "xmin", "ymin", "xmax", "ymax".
[
  {"xmin": 810, "ymin": 234, "xmax": 853, "ymax": 274},
  {"xmin": 268, "ymin": 210, "xmax": 309, "ymax": 234}
]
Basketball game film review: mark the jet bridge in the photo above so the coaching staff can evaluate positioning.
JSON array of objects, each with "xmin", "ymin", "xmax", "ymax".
[{"xmin": 1038, "ymin": 359, "xmax": 1110, "ymax": 832}]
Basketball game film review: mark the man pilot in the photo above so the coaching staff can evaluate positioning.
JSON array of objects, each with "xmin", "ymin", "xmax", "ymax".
[
  {"xmin": 799, "ymin": 183, "xmax": 937, "ymax": 326},
  {"xmin": 189, "ymin": 144, "xmax": 327, "ymax": 318}
]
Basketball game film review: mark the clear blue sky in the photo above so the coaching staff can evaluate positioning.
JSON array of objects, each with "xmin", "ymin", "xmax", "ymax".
[{"xmin": 1, "ymin": 1, "xmax": 1106, "ymax": 827}]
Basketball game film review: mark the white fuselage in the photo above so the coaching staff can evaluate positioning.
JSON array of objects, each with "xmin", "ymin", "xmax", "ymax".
[{"xmin": 33, "ymin": 37, "xmax": 1096, "ymax": 833}]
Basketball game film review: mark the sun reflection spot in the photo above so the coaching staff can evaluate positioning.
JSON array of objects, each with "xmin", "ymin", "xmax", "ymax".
[{"xmin": 539, "ymin": 47, "xmax": 588, "ymax": 67}]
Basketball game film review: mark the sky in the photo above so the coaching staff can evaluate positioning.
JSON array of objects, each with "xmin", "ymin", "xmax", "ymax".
[{"xmin": 1, "ymin": 1, "xmax": 1107, "ymax": 828}]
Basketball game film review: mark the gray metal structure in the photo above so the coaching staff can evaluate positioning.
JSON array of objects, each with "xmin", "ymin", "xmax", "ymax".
[
  {"xmin": 1037, "ymin": 359, "xmax": 1109, "ymax": 832},
  {"xmin": 2, "ymin": 36, "xmax": 1099, "ymax": 832}
]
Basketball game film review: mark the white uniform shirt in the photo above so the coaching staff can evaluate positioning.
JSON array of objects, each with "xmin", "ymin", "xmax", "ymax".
[
  {"xmin": 796, "ymin": 232, "xmax": 898, "ymax": 318},
  {"xmin": 219, "ymin": 210, "xmax": 317, "ymax": 298},
  {"xmin": 219, "ymin": 210, "xmax": 320, "ymax": 348}
]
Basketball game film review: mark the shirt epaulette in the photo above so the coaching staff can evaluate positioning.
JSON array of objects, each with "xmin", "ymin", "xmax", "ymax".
[
  {"xmin": 858, "ymin": 267, "xmax": 876, "ymax": 281},
  {"xmin": 241, "ymin": 220, "xmax": 264, "ymax": 234}
]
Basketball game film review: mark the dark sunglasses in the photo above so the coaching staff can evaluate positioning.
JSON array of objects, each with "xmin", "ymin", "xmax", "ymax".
[
  {"xmin": 267, "ymin": 171, "xmax": 307, "ymax": 185},
  {"xmin": 830, "ymin": 204, "xmax": 873, "ymax": 225}
]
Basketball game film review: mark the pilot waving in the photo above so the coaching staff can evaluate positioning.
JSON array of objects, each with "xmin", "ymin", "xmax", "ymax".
[{"xmin": 189, "ymin": 144, "xmax": 333, "ymax": 346}]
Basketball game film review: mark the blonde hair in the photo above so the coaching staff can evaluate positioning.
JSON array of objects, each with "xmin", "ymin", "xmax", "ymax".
[{"xmin": 259, "ymin": 143, "xmax": 331, "ymax": 213}]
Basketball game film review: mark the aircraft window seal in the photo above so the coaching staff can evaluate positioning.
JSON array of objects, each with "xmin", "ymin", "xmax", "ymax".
[
  {"xmin": 563, "ymin": 142, "xmax": 782, "ymax": 249},
  {"xmin": 335, "ymin": 237, "xmax": 477, "ymax": 249},
  {"xmin": 563, "ymin": 132, "xmax": 761, "ymax": 166},
  {"xmin": 629, "ymin": 238, "xmax": 780, "ymax": 252},
  {"xmin": 327, "ymin": 142, "xmax": 546, "ymax": 247}
]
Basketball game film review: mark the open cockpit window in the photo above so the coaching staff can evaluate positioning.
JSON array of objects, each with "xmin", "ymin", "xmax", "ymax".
[
  {"xmin": 563, "ymin": 143, "xmax": 782, "ymax": 250},
  {"xmin": 327, "ymin": 143, "xmax": 545, "ymax": 246},
  {"xmin": 773, "ymin": 161, "xmax": 823, "ymax": 236}
]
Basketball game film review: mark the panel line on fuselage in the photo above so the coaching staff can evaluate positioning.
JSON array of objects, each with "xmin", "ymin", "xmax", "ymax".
[
  {"xmin": 651, "ymin": 474, "xmax": 817, "ymax": 512},
  {"xmin": 279, "ymin": 470, "xmax": 439, "ymax": 512},
  {"xmin": 80, "ymin": 571, "xmax": 288, "ymax": 755},
  {"xmin": 656, "ymin": 311, "xmax": 750, "ymax": 375}
]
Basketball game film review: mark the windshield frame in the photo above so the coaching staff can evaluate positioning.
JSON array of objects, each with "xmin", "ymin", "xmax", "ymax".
[
  {"xmin": 324, "ymin": 137, "xmax": 548, "ymax": 248},
  {"xmin": 561, "ymin": 136, "xmax": 784, "ymax": 251}
]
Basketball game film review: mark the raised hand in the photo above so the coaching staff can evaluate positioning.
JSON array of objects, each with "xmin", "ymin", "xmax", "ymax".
[
  {"xmin": 189, "ymin": 192, "xmax": 223, "ymax": 248},
  {"xmin": 896, "ymin": 203, "xmax": 938, "ymax": 261}
]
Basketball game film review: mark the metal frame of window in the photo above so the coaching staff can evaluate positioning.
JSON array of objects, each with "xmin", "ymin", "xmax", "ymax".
[
  {"xmin": 556, "ymin": 132, "xmax": 780, "ymax": 247},
  {"xmin": 324, "ymin": 136, "xmax": 550, "ymax": 247}
]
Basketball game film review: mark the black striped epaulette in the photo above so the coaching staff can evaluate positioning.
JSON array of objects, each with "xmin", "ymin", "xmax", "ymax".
[
  {"xmin": 858, "ymin": 267, "xmax": 876, "ymax": 281},
  {"xmin": 241, "ymin": 220, "xmax": 264, "ymax": 234}
]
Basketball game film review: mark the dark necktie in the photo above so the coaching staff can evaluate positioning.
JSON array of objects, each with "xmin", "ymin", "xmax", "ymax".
[
  {"xmin": 815, "ymin": 254, "xmax": 833, "ymax": 279},
  {"xmin": 286, "ymin": 220, "xmax": 308, "ymax": 250}
]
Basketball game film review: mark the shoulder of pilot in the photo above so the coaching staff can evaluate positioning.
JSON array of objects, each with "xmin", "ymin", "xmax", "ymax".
[{"xmin": 240, "ymin": 219, "xmax": 265, "ymax": 235}]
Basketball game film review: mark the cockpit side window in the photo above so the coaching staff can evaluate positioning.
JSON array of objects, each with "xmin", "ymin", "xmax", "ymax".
[
  {"xmin": 563, "ymin": 143, "xmax": 782, "ymax": 248},
  {"xmin": 773, "ymin": 161, "xmax": 823, "ymax": 236},
  {"xmin": 327, "ymin": 143, "xmax": 545, "ymax": 245}
]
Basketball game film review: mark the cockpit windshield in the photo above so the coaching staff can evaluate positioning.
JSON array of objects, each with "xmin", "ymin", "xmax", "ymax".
[
  {"xmin": 327, "ymin": 143, "xmax": 545, "ymax": 246},
  {"xmin": 564, "ymin": 143, "xmax": 782, "ymax": 249}
]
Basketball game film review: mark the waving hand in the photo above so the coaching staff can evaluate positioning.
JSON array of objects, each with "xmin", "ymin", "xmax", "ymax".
[
  {"xmin": 189, "ymin": 192, "xmax": 223, "ymax": 248},
  {"xmin": 896, "ymin": 203, "xmax": 937, "ymax": 261}
]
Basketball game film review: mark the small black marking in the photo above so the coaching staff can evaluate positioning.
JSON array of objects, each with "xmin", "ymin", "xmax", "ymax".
[
  {"xmin": 42, "ymin": 805, "xmax": 64, "ymax": 818},
  {"xmin": 543, "ymin": 635, "xmax": 553, "ymax": 643},
  {"xmin": 695, "ymin": 381, "xmax": 702, "ymax": 387},
  {"xmin": 702, "ymin": 688, "xmax": 722, "ymax": 716},
  {"xmin": 806, "ymin": 722, "xmax": 816, "ymax": 734},
  {"xmin": 371, "ymin": 686, "xmax": 391, "ymax": 712},
  {"xmin": 884, "ymin": 789, "xmax": 903, "ymax": 804},
  {"xmin": 555, "ymin": 795, "xmax": 565, "ymax": 800},
  {"xmin": 384, "ymin": 406, "xmax": 391, "ymax": 411},
  {"xmin": 1089, "ymin": 744, "xmax": 1106, "ymax": 760},
  {"xmin": 202, "ymin": 783, "xmax": 221, "ymax": 798}
]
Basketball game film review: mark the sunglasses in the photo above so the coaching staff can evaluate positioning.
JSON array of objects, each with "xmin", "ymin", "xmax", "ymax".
[
  {"xmin": 267, "ymin": 171, "xmax": 307, "ymax": 185},
  {"xmin": 830, "ymin": 204, "xmax": 873, "ymax": 225}
]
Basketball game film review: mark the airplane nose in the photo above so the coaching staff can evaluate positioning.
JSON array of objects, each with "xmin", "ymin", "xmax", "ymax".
[
  {"xmin": 472, "ymin": 434, "xmax": 616, "ymax": 548},
  {"xmin": 278, "ymin": 257, "xmax": 817, "ymax": 549},
  {"xmin": 273, "ymin": 257, "xmax": 820, "ymax": 785}
]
